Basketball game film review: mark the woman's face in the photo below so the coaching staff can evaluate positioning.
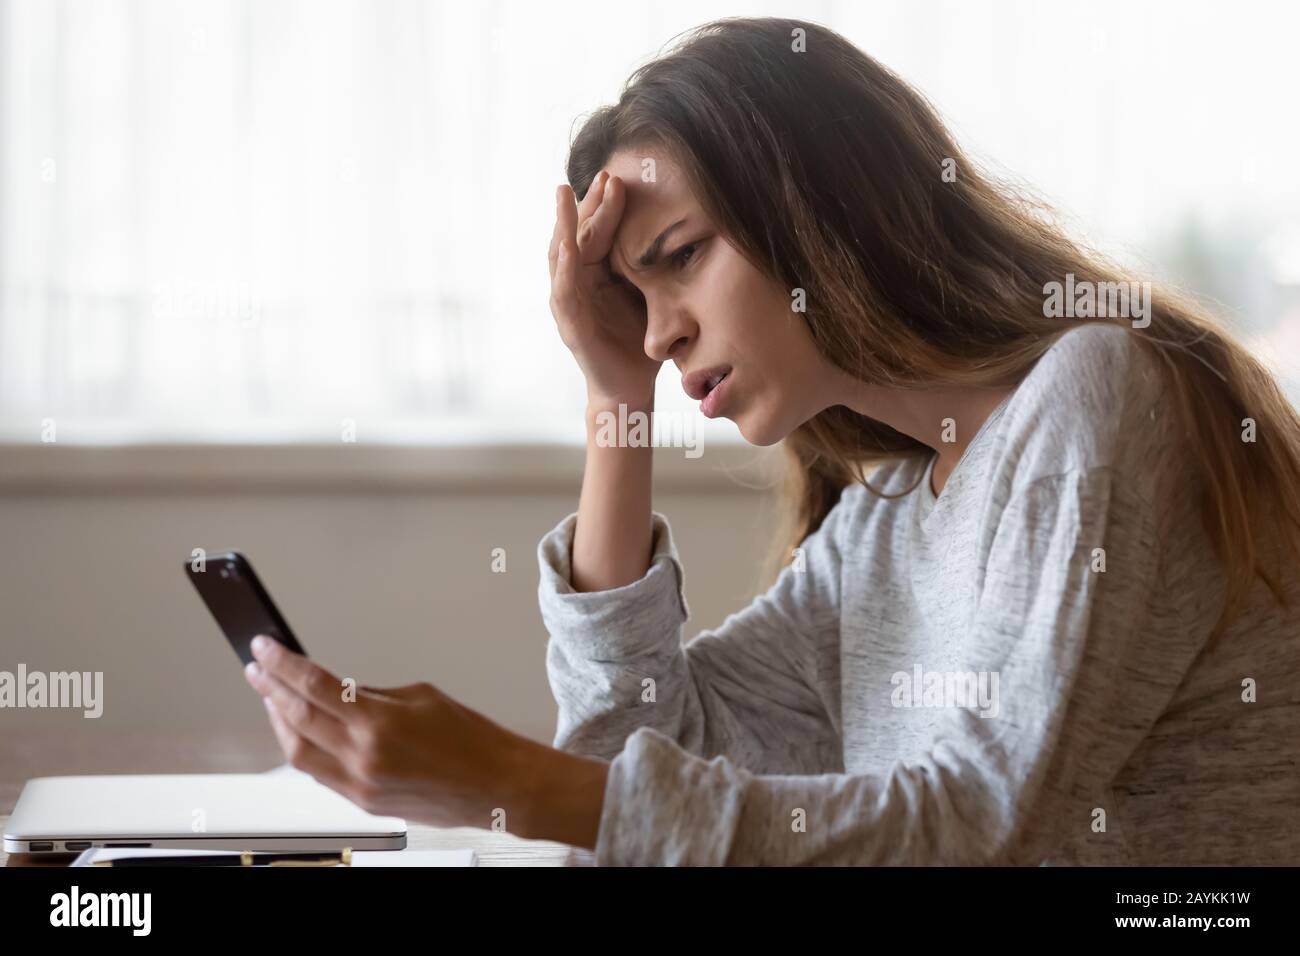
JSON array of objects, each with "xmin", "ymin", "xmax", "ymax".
[{"xmin": 603, "ymin": 148, "xmax": 844, "ymax": 446}]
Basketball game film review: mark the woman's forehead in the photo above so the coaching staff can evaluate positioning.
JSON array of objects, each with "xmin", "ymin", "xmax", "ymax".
[{"xmin": 605, "ymin": 153, "xmax": 698, "ymax": 275}]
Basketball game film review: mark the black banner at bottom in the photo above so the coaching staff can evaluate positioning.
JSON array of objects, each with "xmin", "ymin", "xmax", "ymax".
[{"xmin": 0, "ymin": 864, "xmax": 1288, "ymax": 942}]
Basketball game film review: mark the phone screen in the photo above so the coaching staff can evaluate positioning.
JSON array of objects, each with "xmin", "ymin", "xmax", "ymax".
[{"xmin": 185, "ymin": 551, "xmax": 307, "ymax": 665}]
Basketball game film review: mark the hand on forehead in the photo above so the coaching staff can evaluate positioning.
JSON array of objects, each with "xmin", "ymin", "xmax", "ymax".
[{"xmin": 601, "ymin": 149, "xmax": 691, "ymax": 278}]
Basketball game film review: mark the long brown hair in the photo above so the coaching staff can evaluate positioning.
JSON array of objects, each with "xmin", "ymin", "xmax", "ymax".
[{"xmin": 565, "ymin": 16, "xmax": 1300, "ymax": 639}]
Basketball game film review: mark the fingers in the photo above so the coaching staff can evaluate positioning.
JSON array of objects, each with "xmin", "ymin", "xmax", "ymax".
[
  {"xmin": 548, "ymin": 183, "xmax": 578, "ymax": 282},
  {"xmin": 549, "ymin": 171, "xmax": 617, "ymax": 280},
  {"xmin": 250, "ymin": 635, "xmax": 352, "ymax": 719},
  {"xmin": 548, "ymin": 185, "xmax": 566, "ymax": 280},
  {"xmin": 552, "ymin": 222, "xmax": 577, "ymax": 317},
  {"xmin": 576, "ymin": 170, "xmax": 609, "ymax": 228},
  {"xmin": 557, "ymin": 182, "xmax": 579, "ymax": 256},
  {"xmin": 548, "ymin": 171, "xmax": 626, "ymax": 327},
  {"xmin": 246, "ymin": 661, "xmax": 352, "ymax": 755},
  {"xmin": 578, "ymin": 173, "xmax": 623, "ymax": 263},
  {"xmin": 261, "ymin": 697, "xmax": 361, "ymax": 802}
]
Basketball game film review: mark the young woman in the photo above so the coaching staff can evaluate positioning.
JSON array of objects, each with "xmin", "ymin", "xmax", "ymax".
[{"xmin": 245, "ymin": 17, "xmax": 1300, "ymax": 866}]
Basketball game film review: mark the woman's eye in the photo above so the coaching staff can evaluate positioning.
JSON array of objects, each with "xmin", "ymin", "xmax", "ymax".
[{"xmin": 672, "ymin": 242, "xmax": 699, "ymax": 269}]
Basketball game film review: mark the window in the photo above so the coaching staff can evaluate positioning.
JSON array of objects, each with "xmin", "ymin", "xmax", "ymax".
[{"xmin": 1, "ymin": 0, "xmax": 1295, "ymax": 445}]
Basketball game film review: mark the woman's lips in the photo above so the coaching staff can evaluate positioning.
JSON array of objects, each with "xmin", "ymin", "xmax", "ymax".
[
  {"xmin": 682, "ymin": 364, "xmax": 732, "ymax": 401},
  {"xmin": 682, "ymin": 365, "xmax": 733, "ymax": 418},
  {"xmin": 699, "ymin": 370, "xmax": 731, "ymax": 419}
]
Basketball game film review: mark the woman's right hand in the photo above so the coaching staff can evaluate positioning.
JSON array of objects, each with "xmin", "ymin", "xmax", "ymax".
[{"xmin": 548, "ymin": 172, "xmax": 662, "ymax": 409}]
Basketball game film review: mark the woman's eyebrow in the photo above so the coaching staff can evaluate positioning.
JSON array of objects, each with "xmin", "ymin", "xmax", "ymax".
[{"xmin": 609, "ymin": 218, "xmax": 688, "ymax": 280}]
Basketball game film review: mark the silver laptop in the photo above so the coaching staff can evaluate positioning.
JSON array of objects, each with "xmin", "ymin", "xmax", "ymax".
[{"xmin": 4, "ymin": 768, "xmax": 407, "ymax": 855}]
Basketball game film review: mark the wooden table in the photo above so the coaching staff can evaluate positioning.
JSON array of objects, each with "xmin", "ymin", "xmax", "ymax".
[{"xmin": 1, "ymin": 727, "xmax": 590, "ymax": 867}]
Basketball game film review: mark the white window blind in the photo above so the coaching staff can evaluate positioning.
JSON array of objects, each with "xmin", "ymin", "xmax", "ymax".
[{"xmin": 1, "ymin": 0, "xmax": 1295, "ymax": 444}]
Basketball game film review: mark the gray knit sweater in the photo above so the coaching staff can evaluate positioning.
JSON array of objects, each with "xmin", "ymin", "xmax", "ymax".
[{"xmin": 537, "ymin": 323, "xmax": 1300, "ymax": 865}]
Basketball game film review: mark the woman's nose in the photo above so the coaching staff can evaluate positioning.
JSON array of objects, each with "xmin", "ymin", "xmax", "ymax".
[{"xmin": 643, "ymin": 306, "xmax": 693, "ymax": 362}]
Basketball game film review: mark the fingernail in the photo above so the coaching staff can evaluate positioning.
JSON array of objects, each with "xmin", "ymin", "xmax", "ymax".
[
  {"xmin": 251, "ymin": 635, "xmax": 270, "ymax": 655},
  {"xmin": 244, "ymin": 661, "xmax": 261, "ymax": 680}
]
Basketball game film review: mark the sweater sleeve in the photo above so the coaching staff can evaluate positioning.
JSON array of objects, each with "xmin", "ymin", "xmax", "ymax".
[
  {"xmin": 591, "ymin": 467, "xmax": 1211, "ymax": 865},
  {"xmin": 537, "ymin": 494, "xmax": 855, "ymax": 776}
]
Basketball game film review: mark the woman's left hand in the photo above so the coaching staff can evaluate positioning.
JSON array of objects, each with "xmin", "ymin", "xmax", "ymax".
[{"xmin": 242, "ymin": 635, "xmax": 560, "ymax": 836}]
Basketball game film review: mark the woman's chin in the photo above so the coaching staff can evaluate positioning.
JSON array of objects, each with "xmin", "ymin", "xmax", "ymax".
[{"xmin": 735, "ymin": 413, "xmax": 788, "ymax": 448}]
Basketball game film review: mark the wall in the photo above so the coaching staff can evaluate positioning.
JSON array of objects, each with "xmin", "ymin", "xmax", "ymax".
[{"xmin": 0, "ymin": 444, "xmax": 780, "ymax": 752}]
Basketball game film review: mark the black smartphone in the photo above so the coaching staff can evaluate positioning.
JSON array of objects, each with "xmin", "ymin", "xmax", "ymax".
[{"xmin": 185, "ymin": 550, "xmax": 307, "ymax": 665}]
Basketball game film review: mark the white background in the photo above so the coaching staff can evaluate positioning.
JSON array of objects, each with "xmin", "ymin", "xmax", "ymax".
[{"xmin": 2, "ymin": 0, "xmax": 1297, "ymax": 444}]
